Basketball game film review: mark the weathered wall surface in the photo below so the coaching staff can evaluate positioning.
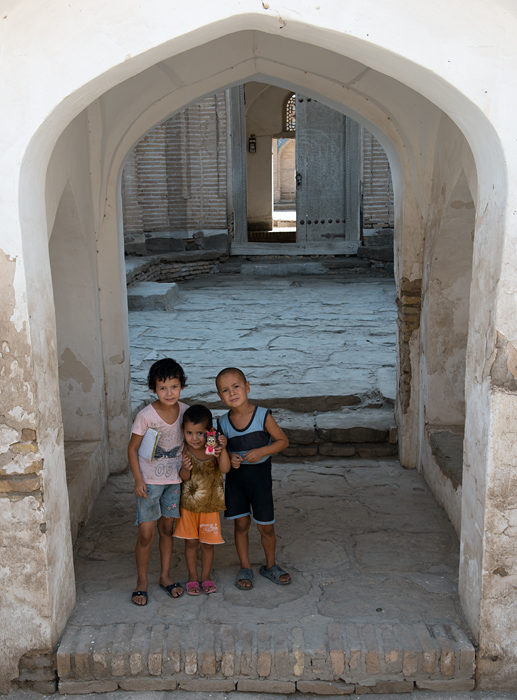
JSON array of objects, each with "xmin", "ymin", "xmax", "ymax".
[
  {"xmin": 0, "ymin": 169, "xmax": 76, "ymax": 692},
  {"xmin": 0, "ymin": 251, "xmax": 61, "ymax": 692},
  {"xmin": 46, "ymin": 110, "xmax": 113, "ymax": 539},
  {"xmin": 417, "ymin": 115, "xmax": 476, "ymax": 535}
]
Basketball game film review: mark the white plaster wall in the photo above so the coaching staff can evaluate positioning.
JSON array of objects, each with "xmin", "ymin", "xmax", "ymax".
[
  {"xmin": 1, "ymin": 0, "xmax": 517, "ymax": 689},
  {"xmin": 46, "ymin": 111, "xmax": 113, "ymax": 541}
]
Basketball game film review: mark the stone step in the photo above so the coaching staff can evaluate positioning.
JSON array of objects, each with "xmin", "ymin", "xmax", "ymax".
[
  {"xmin": 241, "ymin": 261, "xmax": 330, "ymax": 276},
  {"xmin": 357, "ymin": 245, "xmax": 394, "ymax": 262},
  {"xmin": 362, "ymin": 229, "xmax": 394, "ymax": 247},
  {"xmin": 126, "ymin": 282, "xmax": 179, "ymax": 311},
  {"xmin": 55, "ymin": 620, "xmax": 475, "ymax": 694},
  {"xmin": 217, "ymin": 256, "xmax": 381, "ymax": 277},
  {"xmin": 274, "ymin": 407, "xmax": 398, "ymax": 459}
]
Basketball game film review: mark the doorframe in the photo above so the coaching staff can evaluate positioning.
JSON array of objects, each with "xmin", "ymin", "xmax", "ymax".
[{"xmin": 230, "ymin": 85, "xmax": 361, "ymax": 256}]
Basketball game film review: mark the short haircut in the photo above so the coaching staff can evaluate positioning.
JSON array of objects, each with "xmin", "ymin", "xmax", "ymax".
[
  {"xmin": 215, "ymin": 367, "xmax": 247, "ymax": 389},
  {"xmin": 183, "ymin": 404, "xmax": 213, "ymax": 430},
  {"xmin": 147, "ymin": 358, "xmax": 187, "ymax": 391}
]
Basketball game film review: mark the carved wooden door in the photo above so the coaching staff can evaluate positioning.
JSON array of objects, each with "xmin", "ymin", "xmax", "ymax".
[{"xmin": 295, "ymin": 96, "xmax": 348, "ymax": 244}]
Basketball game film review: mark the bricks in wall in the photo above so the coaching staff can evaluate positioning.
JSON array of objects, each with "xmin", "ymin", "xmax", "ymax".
[
  {"xmin": 121, "ymin": 93, "xmax": 228, "ymax": 243},
  {"xmin": 121, "ymin": 97, "xmax": 394, "ymax": 243},
  {"xmin": 362, "ymin": 129, "xmax": 394, "ymax": 229}
]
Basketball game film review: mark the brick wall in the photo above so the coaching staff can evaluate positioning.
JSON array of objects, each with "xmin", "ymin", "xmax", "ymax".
[
  {"xmin": 136, "ymin": 124, "xmax": 169, "ymax": 232},
  {"xmin": 362, "ymin": 129, "xmax": 394, "ymax": 229},
  {"xmin": 121, "ymin": 93, "xmax": 228, "ymax": 240},
  {"xmin": 121, "ymin": 149, "xmax": 144, "ymax": 235},
  {"xmin": 122, "ymin": 98, "xmax": 394, "ymax": 244}
]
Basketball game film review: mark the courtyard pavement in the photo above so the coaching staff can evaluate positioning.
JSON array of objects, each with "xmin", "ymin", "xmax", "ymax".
[
  {"xmin": 128, "ymin": 274, "xmax": 397, "ymax": 414},
  {"xmin": 70, "ymin": 456, "xmax": 464, "ymax": 629},
  {"xmin": 44, "ymin": 273, "xmax": 479, "ymax": 694}
]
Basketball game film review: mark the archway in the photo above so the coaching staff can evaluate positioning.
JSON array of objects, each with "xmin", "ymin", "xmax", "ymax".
[{"xmin": 4, "ymin": 6, "xmax": 513, "ymax": 688}]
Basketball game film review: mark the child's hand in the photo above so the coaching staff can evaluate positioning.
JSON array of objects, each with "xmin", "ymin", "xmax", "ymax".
[
  {"xmin": 182, "ymin": 455, "xmax": 193, "ymax": 471},
  {"xmin": 243, "ymin": 449, "xmax": 262, "ymax": 463},
  {"xmin": 134, "ymin": 480, "xmax": 148, "ymax": 499},
  {"xmin": 214, "ymin": 443, "xmax": 224, "ymax": 458},
  {"xmin": 217, "ymin": 433, "xmax": 227, "ymax": 449},
  {"xmin": 230, "ymin": 453, "xmax": 243, "ymax": 469}
]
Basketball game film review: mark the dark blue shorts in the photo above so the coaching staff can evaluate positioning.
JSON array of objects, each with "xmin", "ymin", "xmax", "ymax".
[{"xmin": 224, "ymin": 459, "xmax": 275, "ymax": 525}]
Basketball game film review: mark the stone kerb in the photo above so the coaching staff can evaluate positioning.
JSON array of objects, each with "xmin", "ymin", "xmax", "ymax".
[{"xmin": 52, "ymin": 620, "xmax": 475, "ymax": 695}]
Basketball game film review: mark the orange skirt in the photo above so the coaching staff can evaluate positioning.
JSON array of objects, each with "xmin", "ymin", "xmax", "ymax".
[{"xmin": 173, "ymin": 508, "xmax": 224, "ymax": 544}]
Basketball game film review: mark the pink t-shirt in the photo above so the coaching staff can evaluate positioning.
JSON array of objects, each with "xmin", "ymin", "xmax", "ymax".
[{"xmin": 132, "ymin": 401, "xmax": 188, "ymax": 485}]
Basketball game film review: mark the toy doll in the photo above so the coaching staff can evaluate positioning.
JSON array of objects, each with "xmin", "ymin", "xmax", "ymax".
[{"xmin": 205, "ymin": 429, "xmax": 218, "ymax": 456}]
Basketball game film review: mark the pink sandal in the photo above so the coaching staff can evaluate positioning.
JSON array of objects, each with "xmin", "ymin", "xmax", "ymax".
[
  {"xmin": 186, "ymin": 581, "xmax": 201, "ymax": 596},
  {"xmin": 202, "ymin": 580, "xmax": 217, "ymax": 594}
]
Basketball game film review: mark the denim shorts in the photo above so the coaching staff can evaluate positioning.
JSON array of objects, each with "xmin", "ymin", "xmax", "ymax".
[{"xmin": 135, "ymin": 483, "xmax": 181, "ymax": 526}]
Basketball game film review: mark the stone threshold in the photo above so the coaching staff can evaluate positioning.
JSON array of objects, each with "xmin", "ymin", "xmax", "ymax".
[{"xmin": 53, "ymin": 620, "xmax": 475, "ymax": 695}]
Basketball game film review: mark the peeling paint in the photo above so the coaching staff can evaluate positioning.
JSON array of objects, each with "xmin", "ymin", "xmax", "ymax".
[
  {"xmin": 109, "ymin": 352, "xmax": 124, "ymax": 364},
  {"xmin": 6, "ymin": 254, "xmax": 27, "ymax": 334},
  {"xmin": 450, "ymin": 199, "xmax": 475, "ymax": 209},
  {"xmin": 8, "ymin": 407, "xmax": 35, "ymax": 422},
  {"xmin": 59, "ymin": 347, "xmax": 94, "ymax": 392},
  {"xmin": 490, "ymin": 332, "xmax": 517, "ymax": 392},
  {"xmin": 397, "ymin": 278, "xmax": 422, "ymax": 413},
  {"xmin": 0, "ymin": 425, "xmax": 19, "ymax": 453}
]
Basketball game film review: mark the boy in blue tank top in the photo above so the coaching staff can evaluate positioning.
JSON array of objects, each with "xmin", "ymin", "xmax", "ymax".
[{"xmin": 216, "ymin": 367, "xmax": 291, "ymax": 590}]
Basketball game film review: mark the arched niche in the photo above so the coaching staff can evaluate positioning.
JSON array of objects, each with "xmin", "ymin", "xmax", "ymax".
[
  {"xmin": 419, "ymin": 164, "xmax": 475, "ymax": 534},
  {"xmin": 49, "ymin": 182, "xmax": 109, "ymax": 541},
  {"xmin": 427, "ymin": 170, "xmax": 474, "ymax": 427}
]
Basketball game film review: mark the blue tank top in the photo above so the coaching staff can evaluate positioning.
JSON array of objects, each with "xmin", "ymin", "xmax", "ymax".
[{"xmin": 217, "ymin": 406, "xmax": 271, "ymax": 465}]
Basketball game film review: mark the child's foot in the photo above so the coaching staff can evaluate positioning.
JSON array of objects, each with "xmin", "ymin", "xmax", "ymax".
[
  {"xmin": 159, "ymin": 576, "xmax": 184, "ymax": 598},
  {"xmin": 132, "ymin": 578, "xmax": 149, "ymax": 605},
  {"xmin": 235, "ymin": 567, "xmax": 254, "ymax": 590},
  {"xmin": 259, "ymin": 564, "xmax": 291, "ymax": 585},
  {"xmin": 131, "ymin": 589, "xmax": 148, "ymax": 605},
  {"xmin": 201, "ymin": 580, "xmax": 217, "ymax": 594},
  {"xmin": 160, "ymin": 582, "xmax": 184, "ymax": 599},
  {"xmin": 186, "ymin": 581, "xmax": 201, "ymax": 596}
]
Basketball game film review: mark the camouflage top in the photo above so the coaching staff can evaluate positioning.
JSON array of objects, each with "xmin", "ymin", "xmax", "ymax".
[{"xmin": 180, "ymin": 451, "xmax": 225, "ymax": 513}]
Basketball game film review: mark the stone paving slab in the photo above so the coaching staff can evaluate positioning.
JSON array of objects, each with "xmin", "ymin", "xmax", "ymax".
[{"xmin": 127, "ymin": 276, "xmax": 397, "ymax": 414}]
